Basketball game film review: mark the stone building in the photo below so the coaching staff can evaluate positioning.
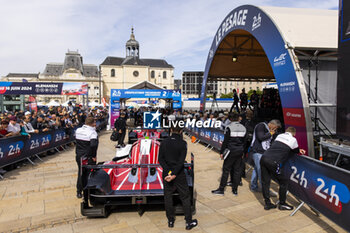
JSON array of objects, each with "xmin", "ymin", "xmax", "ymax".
[
  {"xmin": 3, "ymin": 51, "xmax": 101, "ymax": 104},
  {"xmin": 100, "ymin": 28, "xmax": 174, "ymax": 101}
]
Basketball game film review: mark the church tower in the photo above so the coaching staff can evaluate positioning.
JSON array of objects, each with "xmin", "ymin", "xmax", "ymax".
[{"xmin": 125, "ymin": 27, "xmax": 139, "ymax": 58}]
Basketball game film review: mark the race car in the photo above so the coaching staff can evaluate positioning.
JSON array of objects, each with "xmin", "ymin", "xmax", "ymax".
[
  {"xmin": 80, "ymin": 130, "xmax": 195, "ymax": 217},
  {"xmin": 128, "ymin": 128, "xmax": 169, "ymax": 144}
]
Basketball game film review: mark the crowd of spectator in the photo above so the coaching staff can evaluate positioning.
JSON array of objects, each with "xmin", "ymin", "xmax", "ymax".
[{"xmin": 0, "ymin": 102, "xmax": 108, "ymax": 139}]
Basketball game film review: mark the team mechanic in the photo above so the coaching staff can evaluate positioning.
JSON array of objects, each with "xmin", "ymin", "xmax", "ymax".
[{"xmin": 75, "ymin": 117, "xmax": 98, "ymax": 198}]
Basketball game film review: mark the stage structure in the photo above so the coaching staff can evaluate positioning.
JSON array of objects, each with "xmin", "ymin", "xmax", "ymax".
[{"xmin": 200, "ymin": 5, "xmax": 338, "ymax": 157}]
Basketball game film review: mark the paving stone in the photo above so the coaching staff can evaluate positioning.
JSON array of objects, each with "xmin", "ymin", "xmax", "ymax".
[
  {"xmin": 0, "ymin": 216, "xmax": 31, "ymax": 232},
  {"xmin": 0, "ymin": 132, "xmax": 345, "ymax": 233},
  {"xmin": 204, "ymin": 221, "xmax": 246, "ymax": 233},
  {"xmin": 32, "ymin": 224, "xmax": 74, "ymax": 233}
]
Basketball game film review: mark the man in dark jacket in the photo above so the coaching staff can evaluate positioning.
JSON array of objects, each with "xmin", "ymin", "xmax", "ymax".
[
  {"xmin": 75, "ymin": 117, "xmax": 98, "ymax": 198},
  {"xmin": 212, "ymin": 113, "xmax": 246, "ymax": 195},
  {"xmin": 159, "ymin": 125, "xmax": 198, "ymax": 230},
  {"xmin": 114, "ymin": 112, "xmax": 126, "ymax": 148},
  {"xmin": 261, "ymin": 127, "xmax": 305, "ymax": 210},
  {"xmin": 229, "ymin": 89, "xmax": 240, "ymax": 113},
  {"xmin": 250, "ymin": 119, "xmax": 281, "ymax": 192}
]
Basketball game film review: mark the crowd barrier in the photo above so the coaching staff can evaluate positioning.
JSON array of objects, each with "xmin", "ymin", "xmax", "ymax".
[
  {"xmin": 0, "ymin": 128, "xmax": 75, "ymax": 169},
  {"xmin": 0, "ymin": 117, "xmax": 108, "ymax": 170},
  {"xmin": 184, "ymin": 126, "xmax": 350, "ymax": 231}
]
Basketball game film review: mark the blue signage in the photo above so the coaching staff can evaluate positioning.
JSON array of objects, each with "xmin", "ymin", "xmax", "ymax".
[{"xmin": 143, "ymin": 111, "xmax": 162, "ymax": 129}]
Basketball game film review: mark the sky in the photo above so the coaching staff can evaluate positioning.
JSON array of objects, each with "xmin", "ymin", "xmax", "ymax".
[{"xmin": 0, "ymin": 0, "xmax": 338, "ymax": 80}]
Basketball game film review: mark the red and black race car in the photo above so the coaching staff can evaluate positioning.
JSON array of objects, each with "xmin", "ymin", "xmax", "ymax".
[
  {"xmin": 127, "ymin": 128, "xmax": 169, "ymax": 144},
  {"xmin": 80, "ymin": 129, "xmax": 196, "ymax": 217}
]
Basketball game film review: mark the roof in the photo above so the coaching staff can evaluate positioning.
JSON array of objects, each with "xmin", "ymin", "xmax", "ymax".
[
  {"xmin": 101, "ymin": 57, "xmax": 125, "ymax": 66},
  {"xmin": 101, "ymin": 56, "xmax": 173, "ymax": 68},
  {"xmin": 6, "ymin": 73, "xmax": 39, "ymax": 78},
  {"xmin": 122, "ymin": 57, "xmax": 146, "ymax": 66},
  {"xmin": 128, "ymin": 81, "xmax": 164, "ymax": 90},
  {"xmin": 260, "ymin": 6, "xmax": 338, "ymax": 50},
  {"xmin": 42, "ymin": 63, "xmax": 98, "ymax": 77}
]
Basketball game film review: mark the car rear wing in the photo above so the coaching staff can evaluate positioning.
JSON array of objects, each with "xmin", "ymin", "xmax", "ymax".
[{"xmin": 82, "ymin": 162, "xmax": 193, "ymax": 170}]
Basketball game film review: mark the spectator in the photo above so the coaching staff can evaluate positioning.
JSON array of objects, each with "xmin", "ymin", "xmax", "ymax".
[
  {"xmin": 23, "ymin": 116, "xmax": 38, "ymax": 134},
  {"xmin": 6, "ymin": 116, "xmax": 21, "ymax": 136},
  {"xmin": 0, "ymin": 120, "xmax": 9, "ymax": 138}
]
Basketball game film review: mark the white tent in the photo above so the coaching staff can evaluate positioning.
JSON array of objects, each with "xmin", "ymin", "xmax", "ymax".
[
  {"xmin": 62, "ymin": 101, "xmax": 70, "ymax": 107},
  {"xmin": 37, "ymin": 102, "xmax": 45, "ymax": 106},
  {"xmin": 88, "ymin": 101, "xmax": 99, "ymax": 107},
  {"xmin": 47, "ymin": 100, "xmax": 60, "ymax": 107},
  {"xmin": 126, "ymin": 102, "xmax": 139, "ymax": 109}
]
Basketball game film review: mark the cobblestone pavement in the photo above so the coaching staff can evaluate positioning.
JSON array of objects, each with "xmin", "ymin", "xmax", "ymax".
[{"xmin": 0, "ymin": 131, "xmax": 346, "ymax": 233}]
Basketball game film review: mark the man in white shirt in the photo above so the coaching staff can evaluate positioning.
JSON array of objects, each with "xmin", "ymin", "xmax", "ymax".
[
  {"xmin": 23, "ymin": 116, "xmax": 38, "ymax": 134},
  {"xmin": 6, "ymin": 116, "xmax": 20, "ymax": 136},
  {"xmin": 260, "ymin": 127, "xmax": 305, "ymax": 210}
]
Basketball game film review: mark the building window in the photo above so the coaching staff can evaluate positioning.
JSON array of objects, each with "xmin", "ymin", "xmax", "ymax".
[
  {"xmin": 151, "ymin": 70, "xmax": 155, "ymax": 78},
  {"xmin": 111, "ymin": 69, "xmax": 115, "ymax": 77},
  {"xmin": 133, "ymin": 70, "xmax": 139, "ymax": 77},
  {"xmin": 94, "ymin": 87, "xmax": 99, "ymax": 96},
  {"xmin": 163, "ymin": 71, "xmax": 167, "ymax": 79}
]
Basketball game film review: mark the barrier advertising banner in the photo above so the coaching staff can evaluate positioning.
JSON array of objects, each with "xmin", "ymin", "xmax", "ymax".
[
  {"xmin": 285, "ymin": 155, "xmax": 350, "ymax": 231},
  {"xmin": 0, "ymin": 82, "xmax": 88, "ymax": 95},
  {"xmin": 0, "ymin": 129, "xmax": 74, "ymax": 168}
]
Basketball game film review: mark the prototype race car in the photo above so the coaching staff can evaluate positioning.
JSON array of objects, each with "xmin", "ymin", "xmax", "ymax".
[
  {"xmin": 80, "ymin": 129, "xmax": 195, "ymax": 217},
  {"xmin": 128, "ymin": 128, "xmax": 169, "ymax": 144}
]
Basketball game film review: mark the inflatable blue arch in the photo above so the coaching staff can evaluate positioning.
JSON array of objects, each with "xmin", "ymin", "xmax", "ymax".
[{"xmin": 200, "ymin": 5, "xmax": 313, "ymax": 156}]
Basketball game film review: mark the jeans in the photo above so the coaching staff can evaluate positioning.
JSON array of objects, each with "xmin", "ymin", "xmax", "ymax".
[{"xmin": 250, "ymin": 153, "xmax": 263, "ymax": 190}]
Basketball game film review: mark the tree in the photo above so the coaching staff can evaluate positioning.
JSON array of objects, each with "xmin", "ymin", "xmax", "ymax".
[
  {"xmin": 247, "ymin": 89, "xmax": 262, "ymax": 98},
  {"xmin": 220, "ymin": 92, "xmax": 233, "ymax": 99}
]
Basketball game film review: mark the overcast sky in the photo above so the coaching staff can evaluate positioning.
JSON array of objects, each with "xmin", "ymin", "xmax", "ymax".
[{"xmin": 0, "ymin": 0, "xmax": 338, "ymax": 79}]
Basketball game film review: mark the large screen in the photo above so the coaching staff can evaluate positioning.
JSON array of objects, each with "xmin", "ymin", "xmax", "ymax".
[{"xmin": 337, "ymin": 0, "xmax": 350, "ymax": 139}]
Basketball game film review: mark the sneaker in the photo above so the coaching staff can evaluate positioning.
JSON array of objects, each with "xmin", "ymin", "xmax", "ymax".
[
  {"xmin": 227, "ymin": 181, "xmax": 232, "ymax": 186},
  {"xmin": 264, "ymin": 202, "xmax": 277, "ymax": 210},
  {"xmin": 279, "ymin": 203, "xmax": 293, "ymax": 211},
  {"xmin": 211, "ymin": 188, "xmax": 224, "ymax": 195},
  {"xmin": 76, "ymin": 192, "xmax": 82, "ymax": 199},
  {"xmin": 232, "ymin": 189, "xmax": 238, "ymax": 196},
  {"xmin": 186, "ymin": 219, "xmax": 198, "ymax": 230},
  {"xmin": 168, "ymin": 219, "xmax": 175, "ymax": 228}
]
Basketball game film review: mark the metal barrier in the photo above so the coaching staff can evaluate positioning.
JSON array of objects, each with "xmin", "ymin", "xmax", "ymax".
[
  {"xmin": 185, "ymin": 126, "xmax": 350, "ymax": 231},
  {"xmin": 0, "ymin": 118, "xmax": 108, "ymax": 177}
]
